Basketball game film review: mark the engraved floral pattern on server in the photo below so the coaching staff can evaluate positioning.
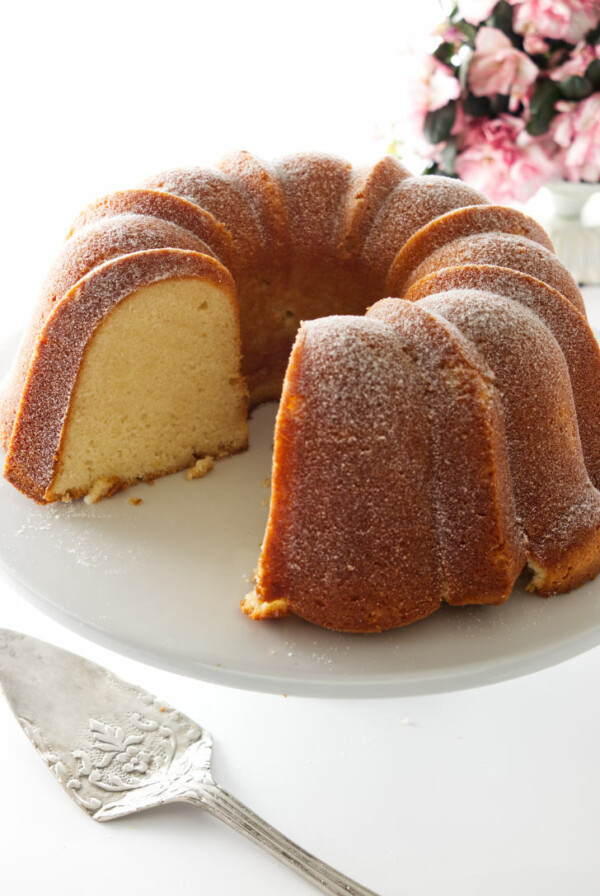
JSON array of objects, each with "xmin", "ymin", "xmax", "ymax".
[{"xmin": 18, "ymin": 693, "xmax": 205, "ymax": 816}]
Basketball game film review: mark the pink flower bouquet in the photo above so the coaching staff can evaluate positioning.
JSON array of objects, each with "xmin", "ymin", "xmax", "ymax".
[{"xmin": 405, "ymin": 0, "xmax": 600, "ymax": 202}]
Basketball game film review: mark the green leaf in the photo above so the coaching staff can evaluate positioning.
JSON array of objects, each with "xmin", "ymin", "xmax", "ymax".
[
  {"xmin": 423, "ymin": 100, "xmax": 457, "ymax": 144},
  {"xmin": 526, "ymin": 107, "xmax": 558, "ymax": 135},
  {"xmin": 463, "ymin": 92, "xmax": 491, "ymax": 116},
  {"xmin": 585, "ymin": 20, "xmax": 600, "ymax": 45},
  {"xmin": 545, "ymin": 38, "xmax": 577, "ymax": 54},
  {"xmin": 585, "ymin": 58, "xmax": 600, "ymax": 89},
  {"xmin": 489, "ymin": 0, "xmax": 515, "ymax": 40},
  {"xmin": 433, "ymin": 41, "xmax": 455, "ymax": 66},
  {"xmin": 422, "ymin": 161, "xmax": 440, "ymax": 176},
  {"xmin": 559, "ymin": 75, "xmax": 593, "ymax": 99},
  {"xmin": 441, "ymin": 137, "xmax": 458, "ymax": 175},
  {"xmin": 455, "ymin": 19, "xmax": 477, "ymax": 47},
  {"xmin": 526, "ymin": 116, "xmax": 551, "ymax": 136},
  {"xmin": 490, "ymin": 94, "xmax": 510, "ymax": 114},
  {"xmin": 527, "ymin": 78, "xmax": 560, "ymax": 135},
  {"xmin": 529, "ymin": 78, "xmax": 560, "ymax": 115},
  {"xmin": 529, "ymin": 51, "xmax": 551, "ymax": 72}
]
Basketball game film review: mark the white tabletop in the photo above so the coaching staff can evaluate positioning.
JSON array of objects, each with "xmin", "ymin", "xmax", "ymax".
[{"xmin": 2, "ymin": 288, "xmax": 600, "ymax": 896}]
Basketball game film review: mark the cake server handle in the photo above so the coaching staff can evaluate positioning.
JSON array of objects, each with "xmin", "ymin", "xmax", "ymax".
[{"xmin": 188, "ymin": 781, "xmax": 381, "ymax": 896}]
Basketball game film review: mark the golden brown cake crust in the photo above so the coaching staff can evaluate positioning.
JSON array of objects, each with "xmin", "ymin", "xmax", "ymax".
[
  {"xmin": 4, "ymin": 250, "xmax": 237, "ymax": 503},
  {"xmin": 40, "ymin": 215, "xmax": 214, "ymax": 309},
  {"xmin": 249, "ymin": 299, "xmax": 530, "ymax": 631},
  {"xmin": 69, "ymin": 188, "xmax": 235, "ymax": 271},
  {"xmin": 406, "ymin": 264, "xmax": 600, "ymax": 490},
  {"xmin": 215, "ymin": 151, "xmax": 295, "ymax": 403},
  {"xmin": 416, "ymin": 288, "xmax": 600, "ymax": 594},
  {"xmin": 249, "ymin": 315, "xmax": 443, "ymax": 633},
  {"xmin": 0, "ymin": 216, "xmax": 214, "ymax": 450},
  {"xmin": 217, "ymin": 150, "xmax": 292, "ymax": 291},
  {"xmin": 366, "ymin": 298, "xmax": 526, "ymax": 608},
  {"xmin": 275, "ymin": 153, "xmax": 353, "ymax": 265},
  {"xmin": 140, "ymin": 166, "xmax": 264, "ymax": 281},
  {"xmin": 361, "ymin": 175, "xmax": 488, "ymax": 300},
  {"xmin": 337, "ymin": 155, "xmax": 411, "ymax": 261},
  {"xmin": 240, "ymin": 153, "xmax": 364, "ymax": 406},
  {"xmin": 406, "ymin": 231, "xmax": 586, "ymax": 315},
  {"xmin": 386, "ymin": 205, "xmax": 555, "ymax": 297},
  {"xmin": 6, "ymin": 150, "xmax": 600, "ymax": 633}
]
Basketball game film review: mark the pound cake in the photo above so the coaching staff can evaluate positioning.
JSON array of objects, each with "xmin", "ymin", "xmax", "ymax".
[{"xmin": 2, "ymin": 151, "xmax": 599, "ymax": 631}]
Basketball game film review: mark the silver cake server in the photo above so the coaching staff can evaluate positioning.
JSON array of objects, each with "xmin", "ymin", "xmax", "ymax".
[{"xmin": 0, "ymin": 629, "xmax": 380, "ymax": 896}]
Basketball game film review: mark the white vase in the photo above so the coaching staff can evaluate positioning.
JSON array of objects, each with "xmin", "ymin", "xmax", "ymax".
[{"xmin": 545, "ymin": 181, "xmax": 600, "ymax": 286}]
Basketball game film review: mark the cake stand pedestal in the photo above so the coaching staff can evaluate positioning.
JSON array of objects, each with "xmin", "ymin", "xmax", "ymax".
[{"xmin": 545, "ymin": 182, "xmax": 600, "ymax": 286}]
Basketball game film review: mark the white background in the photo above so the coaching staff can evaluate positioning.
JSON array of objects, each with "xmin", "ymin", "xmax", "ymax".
[
  {"xmin": 0, "ymin": 0, "xmax": 440, "ymax": 337},
  {"xmin": 2, "ymin": 3, "xmax": 600, "ymax": 894}
]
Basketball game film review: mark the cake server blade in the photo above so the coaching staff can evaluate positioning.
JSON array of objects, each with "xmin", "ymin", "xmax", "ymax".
[{"xmin": 0, "ymin": 629, "xmax": 380, "ymax": 896}]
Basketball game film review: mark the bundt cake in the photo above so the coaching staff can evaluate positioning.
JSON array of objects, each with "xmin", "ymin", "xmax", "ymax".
[
  {"xmin": 2, "ymin": 151, "xmax": 599, "ymax": 632},
  {"xmin": 3, "ymin": 251, "xmax": 247, "ymax": 503}
]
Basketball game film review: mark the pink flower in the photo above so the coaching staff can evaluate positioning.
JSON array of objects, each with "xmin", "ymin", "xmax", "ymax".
[
  {"xmin": 523, "ymin": 34, "xmax": 550, "ymax": 55},
  {"xmin": 468, "ymin": 28, "xmax": 539, "ymax": 110},
  {"xmin": 409, "ymin": 54, "xmax": 461, "ymax": 142},
  {"xmin": 511, "ymin": 0, "xmax": 600, "ymax": 44},
  {"xmin": 455, "ymin": 115, "xmax": 560, "ymax": 201},
  {"xmin": 456, "ymin": 0, "xmax": 498, "ymax": 25},
  {"xmin": 438, "ymin": 24, "xmax": 464, "ymax": 45},
  {"xmin": 419, "ymin": 56, "xmax": 461, "ymax": 112},
  {"xmin": 551, "ymin": 92, "xmax": 600, "ymax": 181},
  {"xmin": 451, "ymin": 102, "xmax": 467, "ymax": 138},
  {"xmin": 550, "ymin": 41, "xmax": 600, "ymax": 80}
]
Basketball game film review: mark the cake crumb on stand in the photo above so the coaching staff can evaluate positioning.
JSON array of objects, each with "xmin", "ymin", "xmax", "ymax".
[{"xmin": 185, "ymin": 456, "xmax": 214, "ymax": 481}]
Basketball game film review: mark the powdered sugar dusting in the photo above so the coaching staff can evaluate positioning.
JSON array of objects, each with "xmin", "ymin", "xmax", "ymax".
[
  {"xmin": 388, "ymin": 204, "xmax": 554, "ymax": 295},
  {"xmin": 0, "ymin": 216, "xmax": 215, "ymax": 449},
  {"xmin": 362, "ymin": 175, "xmax": 488, "ymax": 298},
  {"xmin": 5, "ymin": 250, "xmax": 234, "ymax": 500},
  {"xmin": 42, "ymin": 214, "xmax": 213, "ymax": 307},
  {"xmin": 411, "ymin": 231, "xmax": 584, "ymax": 313},
  {"xmin": 257, "ymin": 313, "xmax": 442, "ymax": 631},
  {"xmin": 337, "ymin": 155, "xmax": 410, "ymax": 258},
  {"xmin": 406, "ymin": 264, "xmax": 600, "ymax": 488},
  {"xmin": 141, "ymin": 166, "xmax": 265, "ymax": 276},
  {"xmin": 70, "ymin": 188, "xmax": 235, "ymax": 270},
  {"xmin": 418, "ymin": 289, "xmax": 600, "ymax": 564},
  {"xmin": 13, "ymin": 499, "xmax": 146, "ymax": 573},
  {"xmin": 275, "ymin": 153, "xmax": 352, "ymax": 263},
  {"xmin": 6, "ymin": 150, "xmax": 600, "ymax": 628},
  {"xmin": 217, "ymin": 151, "xmax": 291, "ymax": 285},
  {"xmin": 367, "ymin": 297, "xmax": 525, "ymax": 607}
]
